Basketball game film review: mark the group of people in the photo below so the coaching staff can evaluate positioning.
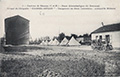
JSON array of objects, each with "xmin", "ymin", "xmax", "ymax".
[{"xmin": 91, "ymin": 36, "xmax": 113, "ymax": 51}]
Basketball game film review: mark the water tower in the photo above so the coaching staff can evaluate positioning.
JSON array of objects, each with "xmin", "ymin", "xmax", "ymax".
[{"xmin": 5, "ymin": 15, "xmax": 29, "ymax": 45}]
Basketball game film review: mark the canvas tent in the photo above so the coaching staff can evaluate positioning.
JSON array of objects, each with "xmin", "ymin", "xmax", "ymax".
[
  {"xmin": 60, "ymin": 37, "xmax": 69, "ymax": 46},
  {"xmin": 40, "ymin": 40, "xmax": 45, "ymax": 45},
  {"xmin": 44, "ymin": 40, "xmax": 48, "ymax": 45},
  {"xmin": 48, "ymin": 39, "xmax": 53, "ymax": 45},
  {"xmin": 67, "ymin": 37, "xmax": 81, "ymax": 46},
  {"xmin": 51, "ymin": 38, "xmax": 59, "ymax": 45}
]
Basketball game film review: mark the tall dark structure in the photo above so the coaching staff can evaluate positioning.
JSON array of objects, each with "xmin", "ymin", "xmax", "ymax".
[{"xmin": 5, "ymin": 15, "xmax": 29, "ymax": 45}]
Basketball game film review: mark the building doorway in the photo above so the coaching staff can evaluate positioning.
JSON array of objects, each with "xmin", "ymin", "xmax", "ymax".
[{"xmin": 105, "ymin": 35, "xmax": 110, "ymax": 44}]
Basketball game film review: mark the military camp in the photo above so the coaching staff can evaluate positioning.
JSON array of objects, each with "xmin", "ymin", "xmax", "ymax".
[{"xmin": 0, "ymin": 13, "xmax": 120, "ymax": 77}]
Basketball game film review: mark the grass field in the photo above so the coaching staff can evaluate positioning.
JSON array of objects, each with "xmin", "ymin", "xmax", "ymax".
[{"xmin": 0, "ymin": 45, "xmax": 120, "ymax": 77}]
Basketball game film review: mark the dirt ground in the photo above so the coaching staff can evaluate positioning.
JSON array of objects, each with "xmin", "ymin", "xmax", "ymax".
[{"xmin": 0, "ymin": 45, "xmax": 120, "ymax": 77}]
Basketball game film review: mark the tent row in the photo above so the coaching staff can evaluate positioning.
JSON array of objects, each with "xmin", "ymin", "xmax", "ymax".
[{"xmin": 40, "ymin": 36, "xmax": 81, "ymax": 46}]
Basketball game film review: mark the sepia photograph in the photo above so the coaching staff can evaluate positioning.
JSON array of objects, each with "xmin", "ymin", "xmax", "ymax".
[{"xmin": 0, "ymin": 0, "xmax": 120, "ymax": 77}]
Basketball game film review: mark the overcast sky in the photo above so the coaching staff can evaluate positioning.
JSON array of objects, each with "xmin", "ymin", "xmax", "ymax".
[{"xmin": 0, "ymin": 0, "xmax": 120, "ymax": 39}]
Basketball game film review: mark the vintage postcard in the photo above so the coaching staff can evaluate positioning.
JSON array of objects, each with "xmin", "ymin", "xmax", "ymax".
[{"xmin": 0, "ymin": 0, "xmax": 120, "ymax": 77}]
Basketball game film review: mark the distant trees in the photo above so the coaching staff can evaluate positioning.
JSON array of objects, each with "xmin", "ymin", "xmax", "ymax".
[
  {"xmin": 65, "ymin": 36, "xmax": 71, "ymax": 40},
  {"xmin": 53, "ymin": 36, "xmax": 58, "ymax": 40},
  {"xmin": 29, "ymin": 36, "xmax": 50, "ymax": 45},
  {"xmin": 79, "ymin": 33, "xmax": 91, "ymax": 45},
  {"xmin": 83, "ymin": 33, "xmax": 89, "ymax": 37},
  {"xmin": 71, "ymin": 34, "xmax": 78, "ymax": 38},
  {"xmin": 44, "ymin": 36, "xmax": 50, "ymax": 41},
  {"xmin": 58, "ymin": 33, "xmax": 65, "ymax": 43},
  {"xmin": 29, "ymin": 33, "xmax": 91, "ymax": 45},
  {"xmin": 79, "ymin": 33, "xmax": 90, "ymax": 37}
]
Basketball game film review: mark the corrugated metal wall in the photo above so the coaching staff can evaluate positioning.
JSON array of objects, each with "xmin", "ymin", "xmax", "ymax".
[{"xmin": 5, "ymin": 15, "xmax": 29, "ymax": 45}]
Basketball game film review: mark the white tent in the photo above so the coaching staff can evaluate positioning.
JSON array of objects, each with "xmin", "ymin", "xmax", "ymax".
[
  {"xmin": 51, "ymin": 38, "xmax": 59, "ymax": 45},
  {"xmin": 67, "ymin": 37, "xmax": 81, "ymax": 46},
  {"xmin": 44, "ymin": 40, "xmax": 48, "ymax": 45},
  {"xmin": 60, "ymin": 37, "xmax": 69, "ymax": 46},
  {"xmin": 48, "ymin": 40, "xmax": 53, "ymax": 45},
  {"xmin": 40, "ymin": 40, "xmax": 45, "ymax": 45}
]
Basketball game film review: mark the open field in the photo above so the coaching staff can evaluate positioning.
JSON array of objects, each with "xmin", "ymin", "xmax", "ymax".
[{"xmin": 0, "ymin": 46, "xmax": 120, "ymax": 77}]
